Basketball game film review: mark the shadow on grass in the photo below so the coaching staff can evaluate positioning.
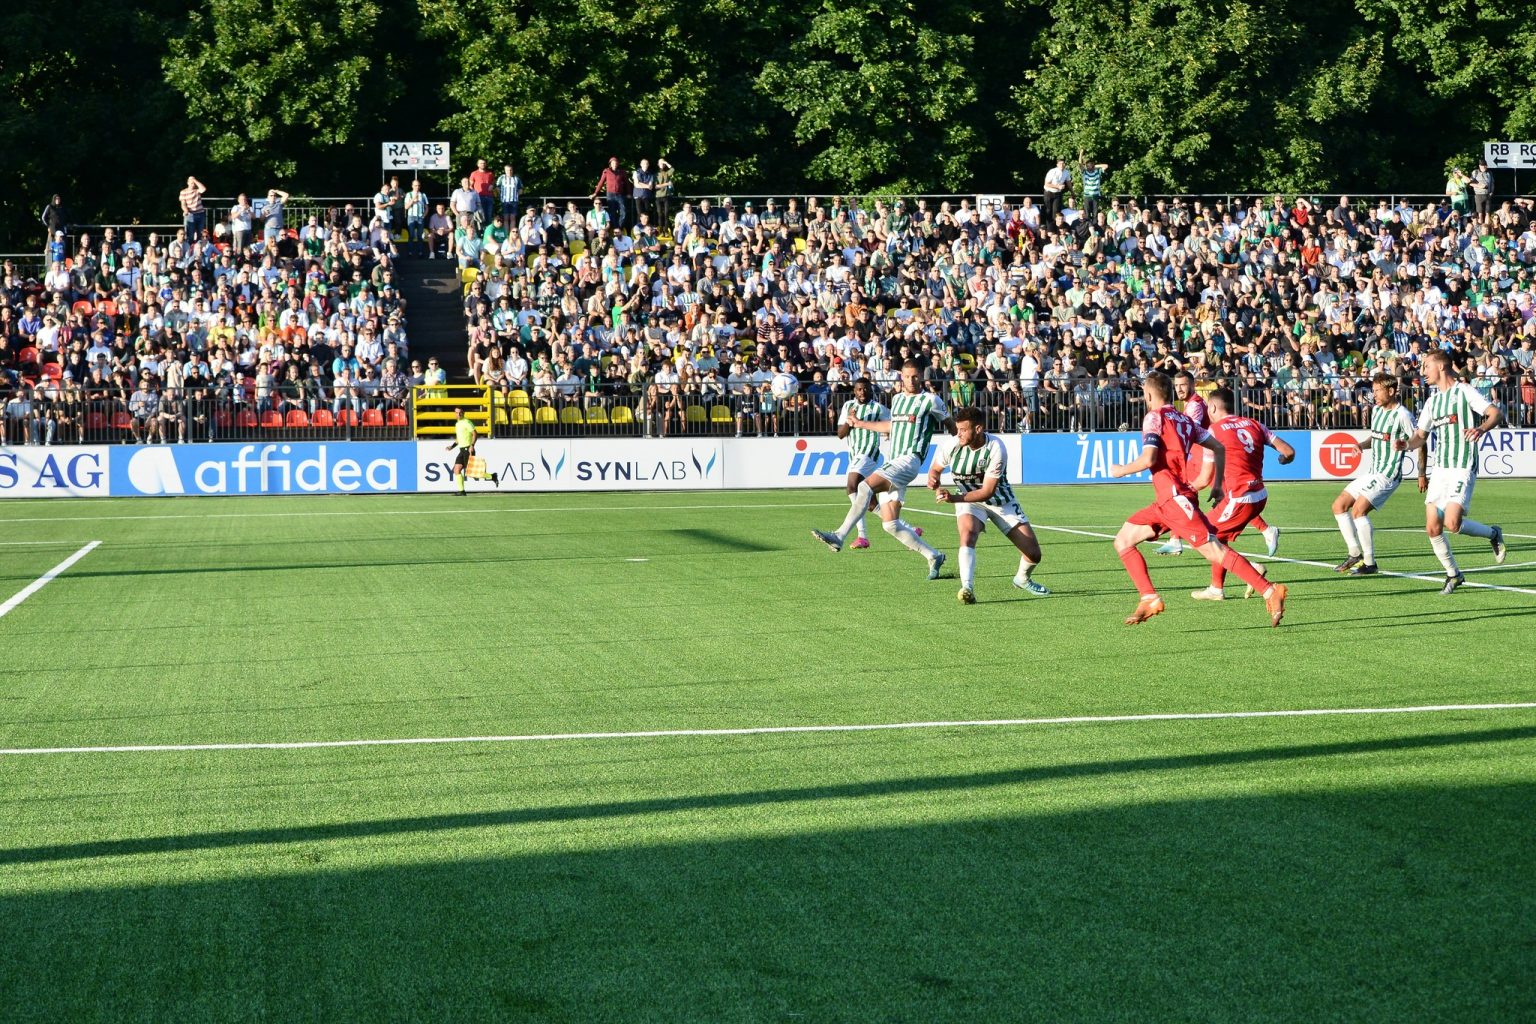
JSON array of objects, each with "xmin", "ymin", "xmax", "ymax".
[
  {"xmin": 1, "ymin": 779, "xmax": 1531, "ymax": 1022},
  {"xmin": 7, "ymin": 725, "xmax": 1534, "ymax": 867}
]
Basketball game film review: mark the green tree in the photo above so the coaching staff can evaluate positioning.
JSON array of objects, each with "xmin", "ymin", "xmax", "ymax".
[
  {"xmin": 420, "ymin": 0, "xmax": 792, "ymax": 194},
  {"xmin": 757, "ymin": 0, "xmax": 984, "ymax": 193},
  {"xmin": 1012, "ymin": 0, "xmax": 1406, "ymax": 194},
  {"xmin": 163, "ymin": 0, "xmax": 402, "ymax": 181}
]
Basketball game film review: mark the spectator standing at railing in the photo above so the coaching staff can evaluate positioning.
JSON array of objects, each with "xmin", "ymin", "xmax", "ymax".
[
  {"xmin": 404, "ymin": 181, "xmax": 429, "ymax": 257},
  {"xmin": 229, "ymin": 194, "xmax": 255, "ymax": 253},
  {"xmin": 261, "ymin": 188, "xmax": 290, "ymax": 244},
  {"xmin": 179, "ymin": 177, "xmax": 208, "ymax": 240},
  {"xmin": 591, "ymin": 156, "xmax": 630, "ymax": 230},
  {"xmin": 469, "ymin": 159, "xmax": 496, "ymax": 226},
  {"xmin": 1470, "ymin": 161, "xmax": 1492, "ymax": 220},
  {"xmin": 40, "ymin": 194, "xmax": 69, "ymax": 258},
  {"xmin": 495, "ymin": 164, "xmax": 522, "ymax": 224},
  {"xmin": 1079, "ymin": 157, "xmax": 1108, "ymax": 225}
]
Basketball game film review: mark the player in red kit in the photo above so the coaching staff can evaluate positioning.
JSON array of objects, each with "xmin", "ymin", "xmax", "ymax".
[
  {"xmin": 1188, "ymin": 387, "xmax": 1296, "ymax": 601},
  {"xmin": 1156, "ymin": 370, "xmax": 1281, "ymax": 557},
  {"xmin": 1110, "ymin": 372, "xmax": 1288, "ymax": 626}
]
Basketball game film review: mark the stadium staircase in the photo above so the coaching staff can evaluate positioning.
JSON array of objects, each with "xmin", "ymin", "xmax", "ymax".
[{"xmin": 397, "ymin": 259, "xmax": 465, "ymax": 377}]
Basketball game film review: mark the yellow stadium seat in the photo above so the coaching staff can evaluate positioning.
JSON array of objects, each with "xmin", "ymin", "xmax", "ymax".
[
  {"xmin": 794, "ymin": 237, "xmax": 807, "ymax": 253},
  {"xmin": 685, "ymin": 405, "xmax": 707, "ymax": 425},
  {"xmin": 569, "ymin": 240, "xmax": 586, "ymax": 257},
  {"xmin": 509, "ymin": 389, "xmax": 530, "ymax": 407},
  {"xmin": 461, "ymin": 267, "xmax": 478, "ymax": 284},
  {"xmin": 511, "ymin": 408, "xmax": 533, "ymax": 427},
  {"xmin": 560, "ymin": 406, "xmax": 583, "ymax": 425},
  {"xmin": 710, "ymin": 404, "xmax": 733, "ymax": 424},
  {"xmin": 586, "ymin": 406, "xmax": 610, "ymax": 425},
  {"xmin": 535, "ymin": 406, "xmax": 558, "ymax": 425},
  {"xmin": 610, "ymin": 405, "xmax": 635, "ymax": 426},
  {"xmin": 493, "ymin": 407, "xmax": 508, "ymax": 426}
]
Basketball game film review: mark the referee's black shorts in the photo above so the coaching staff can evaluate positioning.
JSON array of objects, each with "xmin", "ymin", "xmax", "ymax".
[{"xmin": 454, "ymin": 446, "xmax": 472, "ymax": 471}]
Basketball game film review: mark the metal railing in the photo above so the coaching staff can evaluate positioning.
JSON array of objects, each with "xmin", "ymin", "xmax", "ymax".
[{"xmin": 4, "ymin": 380, "xmax": 1534, "ymax": 444}]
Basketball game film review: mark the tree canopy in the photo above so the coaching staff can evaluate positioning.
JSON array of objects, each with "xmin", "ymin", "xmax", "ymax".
[{"xmin": 0, "ymin": 0, "xmax": 1528, "ymax": 249}]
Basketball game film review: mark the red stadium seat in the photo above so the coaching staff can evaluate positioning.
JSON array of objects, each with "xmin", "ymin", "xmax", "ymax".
[
  {"xmin": 335, "ymin": 409, "xmax": 360, "ymax": 427},
  {"xmin": 385, "ymin": 408, "xmax": 408, "ymax": 427},
  {"xmin": 260, "ymin": 410, "xmax": 284, "ymax": 428},
  {"xmin": 360, "ymin": 408, "xmax": 384, "ymax": 427},
  {"xmin": 41, "ymin": 363, "xmax": 62, "ymax": 380},
  {"xmin": 98, "ymin": 300, "xmax": 117, "ymax": 317},
  {"xmin": 236, "ymin": 409, "xmax": 259, "ymax": 428},
  {"xmin": 214, "ymin": 409, "xmax": 233, "ymax": 429},
  {"xmin": 311, "ymin": 408, "xmax": 335, "ymax": 427},
  {"xmin": 286, "ymin": 409, "xmax": 311, "ymax": 428},
  {"xmin": 86, "ymin": 412, "xmax": 108, "ymax": 431},
  {"xmin": 111, "ymin": 412, "xmax": 132, "ymax": 430},
  {"xmin": 17, "ymin": 346, "xmax": 39, "ymax": 365},
  {"xmin": 72, "ymin": 300, "xmax": 95, "ymax": 316}
]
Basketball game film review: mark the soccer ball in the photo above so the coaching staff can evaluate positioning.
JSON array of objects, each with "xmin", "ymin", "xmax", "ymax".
[{"xmin": 770, "ymin": 373, "xmax": 799, "ymax": 400}]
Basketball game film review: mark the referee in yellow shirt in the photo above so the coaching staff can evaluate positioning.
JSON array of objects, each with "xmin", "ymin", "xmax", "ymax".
[{"xmin": 447, "ymin": 408, "xmax": 501, "ymax": 495}]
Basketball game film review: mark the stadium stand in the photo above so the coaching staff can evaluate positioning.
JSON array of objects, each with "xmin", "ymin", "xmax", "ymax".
[{"xmin": 5, "ymin": 179, "xmax": 1536, "ymax": 444}]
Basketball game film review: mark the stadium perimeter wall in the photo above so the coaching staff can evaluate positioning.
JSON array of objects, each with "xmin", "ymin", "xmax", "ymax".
[{"xmin": 4, "ymin": 432, "xmax": 1536, "ymax": 498}]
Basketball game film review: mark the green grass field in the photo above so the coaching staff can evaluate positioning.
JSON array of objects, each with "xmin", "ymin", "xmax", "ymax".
[{"xmin": 3, "ymin": 481, "xmax": 1534, "ymax": 1022}]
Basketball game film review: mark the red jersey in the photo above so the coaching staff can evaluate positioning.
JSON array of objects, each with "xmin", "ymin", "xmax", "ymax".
[
  {"xmin": 1141, "ymin": 406, "xmax": 1210, "ymax": 501},
  {"xmin": 1181, "ymin": 394, "xmax": 1210, "ymax": 430},
  {"xmin": 1209, "ymin": 415, "xmax": 1276, "ymax": 497},
  {"xmin": 469, "ymin": 168, "xmax": 494, "ymax": 197}
]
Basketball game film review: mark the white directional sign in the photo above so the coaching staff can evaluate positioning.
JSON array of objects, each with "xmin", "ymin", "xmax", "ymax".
[
  {"xmin": 1483, "ymin": 142, "xmax": 1536, "ymax": 170},
  {"xmin": 382, "ymin": 141, "xmax": 451, "ymax": 172}
]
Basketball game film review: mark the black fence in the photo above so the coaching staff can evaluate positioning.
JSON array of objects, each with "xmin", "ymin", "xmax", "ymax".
[
  {"xmin": 3, "ymin": 381, "xmax": 1533, "ymax": 445},
  {"xmin": 0, "ymin": 390, "xmax": 412, "ymax": 446}
]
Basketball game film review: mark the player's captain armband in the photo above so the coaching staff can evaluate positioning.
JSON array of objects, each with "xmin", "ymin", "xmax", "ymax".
[{"xmin": 1140, "ymin": 410, "xmax": 1164, "ymax": 446}]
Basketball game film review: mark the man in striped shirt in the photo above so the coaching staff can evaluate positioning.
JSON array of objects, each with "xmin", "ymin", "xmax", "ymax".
[
  {"xmin": 836, "ymin": 377, "xmax": 889, "ymax": 550},
  {"xmin": 927, "ymin": 406, "xmax": 1050, "ymax": 603},
  {"xmin": 1401, "ymin": 351, "xmax": 1507, "ymax": 594},
  {"xmin": 813, "ymin": 360, "xmax": 952, "ymax": 580},
  {"xmin": 1332, "ymin": 373, "xmax": 1421, "ymax": 575},
  {"xmin": 1079, "ymin": 158, "xmax": 1108, "ymax": 225}
]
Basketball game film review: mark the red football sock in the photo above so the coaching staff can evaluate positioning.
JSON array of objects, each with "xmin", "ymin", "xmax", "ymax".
[
  {"xmin": 1220, "ymin": 548, "xmax": 1269, "ymax": 593},
  {"xmin": 1211, "ymin": 563, "xmax": 1227, "ymax": 589},
  {"xmin": 1118, "ymin": 547, "xmax": 1157, "ymax": 597},
  {"xmin": 1252, "ymin": 515, "xmax": 1270, "ymax": 531}
]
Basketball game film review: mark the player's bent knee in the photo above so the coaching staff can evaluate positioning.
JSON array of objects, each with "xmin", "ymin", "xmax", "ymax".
[{"xmin": 881, "ymin": 518, "xmax": 902, "ymax": 536}]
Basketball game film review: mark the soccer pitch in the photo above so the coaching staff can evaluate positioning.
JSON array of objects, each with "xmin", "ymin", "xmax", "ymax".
[{"xmin": 3, "ymin": 482, "xmax": 1534, "ymax": 1022}]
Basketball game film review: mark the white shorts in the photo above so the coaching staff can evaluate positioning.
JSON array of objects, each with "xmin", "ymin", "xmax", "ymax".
[
  {"xmin": 872, "ymin": 453, "xmax": 923, "ymax": 503},
  {"xmin": 847, "ymin": 453, "xmax": 880, "ymax": 481},
  {"xmin": 1345, "ymin": 474, "xmax": 1401, "ymax": 509},
  {"xmin": 957, "ymin": 500, "xmax": 1030, "ymax": 534},
  {"xmin": 1426, "ymin": 468, "xmax": 1476, "ymax": 512}
]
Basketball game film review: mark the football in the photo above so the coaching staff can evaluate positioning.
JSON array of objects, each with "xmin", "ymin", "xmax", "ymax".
[{"xmin": 770, "ymin": 373, "xmax": 800, "ymax": 400}]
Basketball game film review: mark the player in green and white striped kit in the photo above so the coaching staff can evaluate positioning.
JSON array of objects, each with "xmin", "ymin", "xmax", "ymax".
[
  {"xmin": 836, "ymin": 378, "xmax": 889, "ymax": 549},
  {"xmin": 927, "ymin": 406, "xmax": 1049, "ymax": 603},
  {"xmin": 1402, "ymin": 351, "xmax": 1507, "ymax": 594},
  {"xmin": 813, "ymin": 359, "xmax": 952, "ymax": 580},
  {"xmin": 1331, "ymin": 373, "xmax": 1421, "ymax": 575}
]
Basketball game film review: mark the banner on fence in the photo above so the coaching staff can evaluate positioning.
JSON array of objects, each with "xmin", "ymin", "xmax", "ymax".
[
  {"xmin": 1306, "ymin": 429, "xmax": 1536, "ymax": 480},
  {"xmin": 109, "ymin": 442, "xmax": 417, "ymax": 496},
  {"xmin": 0, "ymin": 446, "xmax": 112, "ymax": 497},
  {"xmin": 417, "ymin": 438, "xmax": 725, "ymax": 492},
  {"xmin": 1017, "ymin": 431, "xmax": 1313, "ymax": 486},
  {"xmin": 719, "ymin": 435, "xmax": 964, "ymax": 489}
]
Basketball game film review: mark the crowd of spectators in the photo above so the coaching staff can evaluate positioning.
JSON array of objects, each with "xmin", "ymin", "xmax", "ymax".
[
  {"xmin": 446, "ymin": 155, "xmax": 1536, "ymax": 438},
  {"xmin": 10, "ymin": 159, "xmax": 1536, "ymax": 445},
  {"xmin": 2, "ymin": 179, "xmax": 443, "ymax": 444}
]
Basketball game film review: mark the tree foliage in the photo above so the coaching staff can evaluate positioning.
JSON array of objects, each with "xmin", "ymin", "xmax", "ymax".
[{"xmin": 4, "ymin": 0, "xmax": 1536, "ymax": 249}]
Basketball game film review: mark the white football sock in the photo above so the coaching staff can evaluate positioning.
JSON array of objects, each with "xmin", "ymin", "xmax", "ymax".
[
  {"xmin": 1430, "ymin": 533, "xmax": 1459, "ymax": 575},
  {"xmin": 1354, "ymin": 515, "xmax": 1375, "ymax": 563},
  {"xmin": 1335, "ymin": 512, "xmax": 1361, "ymax": 557},
  {"xmin": 883, "ymin": 517, "xmax": 937, "ymax": 558},
  {"xmin": 959, "ymin": 545, "xmax": 976, "ymax": 590},
  {"xmin": 834, "ymin": 483, "xmax": 872, "ymax": 542},
  {"xmin": 1017, "ymin": 555, "xmax": 1036, "ymax": 580},
  {"xmin": 850, "ymin": 493, "xmax": 868, "ymax": 539},
  {"xmin": 1456, "ymin": 519, "xmax": 1494, "ymax": 539}
]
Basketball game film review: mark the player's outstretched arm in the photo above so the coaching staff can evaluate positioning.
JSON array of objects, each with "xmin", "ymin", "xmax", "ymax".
[
  {"xmin": 1109, "ymin": 447, "xmax": 1156, "ymax": 478},
  {"xmin": 1272, "ymin": 436, "xmax": 1297, "ymax": 464},
  {"xmin": 849, "ymin": 417, "xmax": 892, "ymax": 434},
  {"xmin": 1401, "ymin": 428, "xmax": 1428, "ymax": 453},
  {"xmin": 1198, "ymin": 435, "xmax": 1227, "ymax": 503}
]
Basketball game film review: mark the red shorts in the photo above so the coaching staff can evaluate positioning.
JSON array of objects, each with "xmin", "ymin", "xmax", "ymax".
[
  {"xmin": 1208, "ymin": 494, "xmax": 1267, "ymax": 544},
  {"xmin": 1128, "ymin": 492, "xmax": 1217, "ymax": 546}
]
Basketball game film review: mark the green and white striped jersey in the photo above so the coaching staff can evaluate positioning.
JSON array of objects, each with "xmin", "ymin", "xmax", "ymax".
[
  {"xmin": 839, "ymin": 399, "xmax": 887, "ymax": 458},
  {"xmin": 1366, "ymin": 403, "xmax": 1416, "ymax": 481},
  {"xmin": 939, "ymin": 433, "xmax": 1015, "ymax": 508},
  {"xmin": 888, "ymin": 390, "xmax": 949, "ymax": 459},
  {"xmin": 1416, "ymin": 381, "xmax": 1493, "ymax": 471}
]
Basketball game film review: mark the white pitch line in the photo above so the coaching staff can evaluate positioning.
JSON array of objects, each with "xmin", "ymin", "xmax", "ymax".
[
  {"xmin": 3, "ymin": 702, "xmax": 1534, "ymax": 757},
  {"xmin": 903, "ymin": 508, "xmax": 1536, "ymax": 598},
  {"xmin": 0, "ymin": 500, "xmax": 845, "ymax": 526},
  {"xmin": 0, "ymin": 541, "xmax": 100, "ymax": 619}
]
